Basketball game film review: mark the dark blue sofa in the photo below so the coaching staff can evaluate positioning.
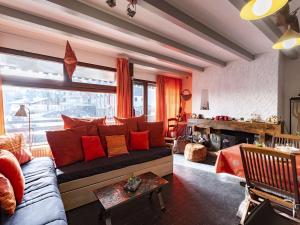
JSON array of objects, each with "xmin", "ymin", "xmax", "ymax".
[{"xmin": 1, "ymin": 157, "xmax": 67, "ymax": 225}]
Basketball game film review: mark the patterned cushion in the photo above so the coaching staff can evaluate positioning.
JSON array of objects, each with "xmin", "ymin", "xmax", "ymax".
[
  {"xmin": 138, "ymin": 122, "xmax": 165, "ymax": 147},
  {"xmin": 106, "ymin": 135, "xmax": 129, "ymax": 157},
  {"xmin": 114, "ymin": 115, "xmax": 146, "ymax": 131},
  {"xmin": 0, "ymin": 133, "xmax": 32, "ymax": 165},
  {"xmin": 0, "ymin": 150, "xmax": 25, "ymax": 204},
  {"xmin": 61, "ymin": 114, "xmax": 106, "ymax": 129},
  {"xmin": 0, "ymin": 173, "xmax": 16, "ymax": 215}
]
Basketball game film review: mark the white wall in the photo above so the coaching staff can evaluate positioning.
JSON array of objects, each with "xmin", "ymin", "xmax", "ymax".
[{"xmin": 192, "ymin": 52, "xmax": 280, "ymax": 120}]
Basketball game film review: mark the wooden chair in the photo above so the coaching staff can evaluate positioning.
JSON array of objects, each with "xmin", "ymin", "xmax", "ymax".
[
  {"xmin": 239, "ymin": 144, "xmax": 300, "ymax": 224},
  {"xmin": 272, "ymin": 133, "xmax": 300, "ymax": 149},
  {"xmin": 164, "ymin": 118, "xmax": 179, "ymax": 149}
]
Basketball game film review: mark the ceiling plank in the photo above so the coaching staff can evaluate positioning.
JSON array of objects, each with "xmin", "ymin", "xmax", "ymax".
[
  {"xmin": 129, "ymin": 58, "xmax": 191, "ymax": 76},
  {"xmin": 45, "ymin": 0, "xmax": 226, "ymax": 67},
  {"xmin": 228, "ymin": 0, "xmax": 299, "ymax": 59},
  {"xmin": 138, "ymin": 0, "xmax": 255, "ymax": 61},
  {"xmin": 0, "ymin": 5, "xmax": 205, "ymax": 72}
]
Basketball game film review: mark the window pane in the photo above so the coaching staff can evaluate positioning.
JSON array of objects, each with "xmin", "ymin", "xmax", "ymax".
[
  {"xmin": 3, "ymin": 85, "xmax": 116, "ymax": 145},
  {"xmin": 147, "ymin": 84, "xmax": 156, "ymax": 122},
  {"xmin": 0, "ymin": 53, "xmax": 63, "ymax": 80},
  {"xmin": 72, "ymin": 66, "xmax": 116, "ymax": 86},
  {"xmin": 133, "ymin": 82, "xmax": 144, "ymax": 116}
]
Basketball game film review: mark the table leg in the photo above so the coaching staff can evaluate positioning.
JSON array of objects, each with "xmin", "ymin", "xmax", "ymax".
[
  {"xmin": 104, "ymin": 211, "xmax": 112, "ymax": 225},
  {"xmin": 157, "ymin": 188, "xmax": 166, "ymax": 212}
]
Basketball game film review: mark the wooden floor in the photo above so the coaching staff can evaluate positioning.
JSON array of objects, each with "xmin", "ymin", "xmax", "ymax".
[{"xmin": 67, "ymin": 155, "xmax": 244, "ymax": 225}]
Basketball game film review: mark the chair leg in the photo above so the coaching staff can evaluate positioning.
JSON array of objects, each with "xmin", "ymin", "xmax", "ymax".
[{"xmin": 240, "ymin": 199, "xmax": 251, "ymax": 225}]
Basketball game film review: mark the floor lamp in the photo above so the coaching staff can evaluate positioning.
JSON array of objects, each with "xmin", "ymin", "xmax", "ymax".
[{"xmin": 15, "ymin": 104, "xmax": 32, "ymax": 151}]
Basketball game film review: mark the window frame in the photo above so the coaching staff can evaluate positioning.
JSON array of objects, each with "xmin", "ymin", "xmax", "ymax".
[
  {"xmin": 0, "ymin": 47, "xmax": 117, "ymax": 93},
  {"xmin": 132, "ymin": 78, "xmax": 156, "ymax": 118}
]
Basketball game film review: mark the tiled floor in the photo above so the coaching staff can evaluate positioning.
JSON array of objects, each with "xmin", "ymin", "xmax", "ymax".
[{"xmin": 67, "ymin": 155, "xmax": 244, "ymax": 225}]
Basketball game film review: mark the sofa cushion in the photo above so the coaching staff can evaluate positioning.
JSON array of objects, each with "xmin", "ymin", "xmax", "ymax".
[
  {"xmin": 0, "ymin": 150, "xmax": 25, "ymax": 204},
  {"xmin": 130, "ymin": 131, "xmax": 149, "ymax": 151},
  {"xmin": 56, "ymin": 147, "xmax": 172, "ymax": 184},
  {"xmin": 0, "ymin": 133, "xmax": 32, "ymax": 165},
  {"xmin": 62, "ymin": 114, "xmax": 106, "ymax": 129},
  {"xmin": 82, "ymin": 136, "xmax": 106, "ymax": 161},
  {"xmin": 0, "ymin": 173, "xmax": 16, "ymax": 215},
  {"xmin": 1, "ymin": 157, "xmax": 67, "ymax": 225},
  {"xmin": 106, "ymin": 135, "xmax": 129, "ymax": 157},
  {"xmin": 114, "ymin": 115, "xmax": 146, "ymax": 131},
  {"xmin": 138, "ymin": 121, "xmax": 165, "ymax": 147},
  {"xmin": 46, "ymin": 126, "xmax": 98, "ymax": 167},
  {"xmin": 98, "ymin": 124, "xmax": 129, "ymax": 151}
]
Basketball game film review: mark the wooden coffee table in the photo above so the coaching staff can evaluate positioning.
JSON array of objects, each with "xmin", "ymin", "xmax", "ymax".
[{"xmin": 93, "ymin": 172, "xmax": 169, "ymax": 225}]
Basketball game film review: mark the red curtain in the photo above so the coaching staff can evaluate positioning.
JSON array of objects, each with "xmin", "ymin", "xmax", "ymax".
[
  {"xmin": 156, "ymin": 75, "xmax": 182, "ymax": 132},
  {"xmin": 116, "ymin": 58, "xmax": 132, "ymax": 118},
  {"xmin": 0, "ymin": 78, "xmax": 4, "ymax": 135}
]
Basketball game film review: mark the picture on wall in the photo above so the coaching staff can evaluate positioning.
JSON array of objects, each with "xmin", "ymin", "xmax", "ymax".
[{"xmin": 200, "ymin": 89, "xmax": 209, "ymax": 110}]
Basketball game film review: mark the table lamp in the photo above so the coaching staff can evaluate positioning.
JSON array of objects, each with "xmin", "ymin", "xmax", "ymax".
[{"xmin": 15, "ymin": 104, "xmax": 32, "ymax": 150}]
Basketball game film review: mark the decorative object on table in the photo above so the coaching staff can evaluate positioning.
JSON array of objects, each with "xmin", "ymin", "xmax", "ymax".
[
  {"xmin": 290, "ymin": 97, "xmax": 300, "ymax": 134},
  {"xmin": 64, "ymin": 41, "xmax": 77, "ymax": 80},
  {"xmin": 184, "ymin": 143, "xmax": 207, "ymax": 162},
  {"xmin": 124, "ymin": 175, "xmax": 142, "ymax": 192},
  {"xmin": 214, "ymin": 115, "xmax": 230, "ymax": 121},
  {"xmin": 180, "ymin": 89, "xmax": 192, "ymax": 101},
  {"xmin": 266, "ymin": 115, "xmax": 280, "ymax": 124},
  {"xmin": 197, "ymin": 114, "xmax": 204, "ymax": 119},
  {"xmin": 15, "ymin": 105, "xmax": 32, "ymax": 151},
  {"xmin": 191, "ymin": 113, "xmax": 198, "ymax": 119},
  {"xmin": 250, "ymin": 113, "xmax": 262, "ymax": 122}
]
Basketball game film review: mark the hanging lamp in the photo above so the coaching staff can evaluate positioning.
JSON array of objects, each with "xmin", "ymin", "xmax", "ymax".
[
  {"xmin": 240, "ymin": 0, "xmax": 288, "ymax": 20},
  {"xmin": 272, "ymin": 27, "xmax": 300, "ymax": 49}
]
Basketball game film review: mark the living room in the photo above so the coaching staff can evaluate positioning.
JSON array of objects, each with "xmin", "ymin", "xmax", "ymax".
[{"xmin": 1, "ymin": 0, "xmax": 300, "ymax": 225}]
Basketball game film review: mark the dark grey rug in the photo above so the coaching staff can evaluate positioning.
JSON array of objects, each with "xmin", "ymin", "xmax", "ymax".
[{"xmin": 67, "ymin": 162, "xmax": 244, "ymax": 225}]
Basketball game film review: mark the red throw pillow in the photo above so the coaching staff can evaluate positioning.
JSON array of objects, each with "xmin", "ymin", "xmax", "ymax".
[
  {"xmin": 98, "ymin": 124, "xmax": 129, "ymax": 151},
  {"xmin": 81, "ymin": 136, "xmax": 106, "ymax": 161},
  {"xmin": 130, "ymin": 131, "xmax": 149, "ymax": 151},
  {"xmin": 138, "ymin": 122, "xmax": 165, "ymax": 147},
  {"xmin": 61, "ymin": 114, "xmax": 106, "ymax": 129},
  {"xmin": 46, "ymin": 126, "xmax": 98, "ymax": 167},
  {"xmin": 114, "ymin": 115, "xmax": 146, "ymax": 131},
  {"xmin": 0, "ymin": 173, "xmax": 16, "ymax": 215},
  {"xmin": 0, "ymin": 150, "xmax": 25, "ymax": 204},
  {"xmin": 0, "ymin": 133, "xmax": 32, "ymax": 165}
]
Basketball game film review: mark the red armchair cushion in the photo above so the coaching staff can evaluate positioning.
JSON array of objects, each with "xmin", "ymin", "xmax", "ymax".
[
  {"xmin": 114, "ymin": 115, "xmax": 146, "ymax": 131},
  {"xmin": 138, "ymin": 122, "xmax": 165, "ymax": 147},
  {"xmin": 130, "ymin": 131, "xmax": 149, "ymax": 151},
  {"xmin": 0, "ymin": 150, "xmax": 25, "ymax": 204},
  {"xmin": 0, "ymin": 173, "xmax": 16, "ymax": 215},
  {"xmin": 61, "ymin": 114, "xmax": 105, "ymax": 129},
  {"xmin": 81, "ymin": 136, "xmax": 106, "ymax": 161},
  {"xmin": 46, "ymin": 126, "xmax": 98, "ymax": 167}
]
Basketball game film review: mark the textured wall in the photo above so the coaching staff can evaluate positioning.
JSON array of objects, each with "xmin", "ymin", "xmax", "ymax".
[{"xmin": 192, "ymin": 52, "xmax": 280, "ymax": 120}]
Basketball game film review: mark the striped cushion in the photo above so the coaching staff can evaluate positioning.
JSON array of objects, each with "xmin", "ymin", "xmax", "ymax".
[
  {"xmin": 106, "ymin": 135, "xmax": 129, "ymax": 157},
  {"xmin": 0, "ymin": 173, "xmax": 16, "ymax": 215},
  {"xmin": 0, "ymin": 133, "xmax": 32, "ymax": 165}
]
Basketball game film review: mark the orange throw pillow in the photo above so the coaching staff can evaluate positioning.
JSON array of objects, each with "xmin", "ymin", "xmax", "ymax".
[
  {"xmin": 0, "ymin": 173, "xmax": 16, "ymax": 215},
  {"xmin": 61, "ymin": 114, "xmax": 106, "ymax": 129},
  {"xmin": 0, "ymin": 150, "xmax": 25, "ymax": 204},
  {"xmin": 138, "ymin": 122, "xmax": 165, "ymax": 147},
  {"xmin": 114, "ymin": 115, "xmax": 146, "ymax": 131},
  {"xmin": 106, "ymin": 135, "xmax": 129, "ymax": 157},
  {"xmin": 81, "ymin": 136, "xmax": 106, "ymax": 161},
  {"xmin": 0, "ymin": 133, "xmax": 32, "ymax": 165},
  {"xmin": 130, "ymin": 131, "xmax": 149, "ymax": 151}
]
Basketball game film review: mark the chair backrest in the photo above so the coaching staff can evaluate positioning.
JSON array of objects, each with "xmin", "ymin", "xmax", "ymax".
[
  {"xmin": 240, "ymin": 144, "xmax": 300, "ymax": 204},
  {"xmin": 272, "ymin": 134, "xmax": 300, "ymax": 149},
  {"xmin": 167, "ymin": 118, "xmax": 178, "ymax": 132}
]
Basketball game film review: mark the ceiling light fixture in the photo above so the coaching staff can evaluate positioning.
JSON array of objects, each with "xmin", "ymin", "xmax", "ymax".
[
  {"xmin": 127, "ymin": 0, "xmax": 137, "ymax": 18},
  {"xmin": 240, "ymin": 0, "xmax": 289, "ymax": 20},
  {"xmin": 272, "ymin": 27, "xmax": 300, "ymax": 49},
  {"xmin": 106, "ymin": 0, "xmax": 116, "ymax": 8}
]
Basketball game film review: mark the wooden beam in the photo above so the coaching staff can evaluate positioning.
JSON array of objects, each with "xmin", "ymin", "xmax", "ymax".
[
  {"xmin": 138, "ymin": 0, "xmax": 255, "ymax": 61},
  {"xmin": 0, "ymin": 5, "xmax": 205, "ymax": 72},
  {"xmin": 46, "ymin": 0, "xmax": 226, "ymax": 67}
]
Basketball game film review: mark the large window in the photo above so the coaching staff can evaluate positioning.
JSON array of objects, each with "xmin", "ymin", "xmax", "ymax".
[
  {"xmin": 132, "ymin": 79, "xmax": 156, "ymax": 121},
  {"xmin": 0, "ymin": 48, "xmax": 116, "ymax": 145}
]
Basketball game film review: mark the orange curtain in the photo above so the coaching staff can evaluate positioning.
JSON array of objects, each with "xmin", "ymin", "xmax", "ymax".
[
  {"xmin": 116, "ymin": 58, "xmax": 132, "ymax": 118},
  {"xmin": 156, "ymin": 75, "xmax": 182, "ymax": 132},
  {"xmin": 0, "ymin": 78, "xmax": 5, "ymax": 135}
]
